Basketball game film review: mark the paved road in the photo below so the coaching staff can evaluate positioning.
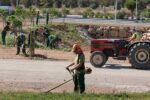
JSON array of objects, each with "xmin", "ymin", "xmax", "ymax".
[
  {"xmin": 0, "ymin": 59, "xmax": 150, "ymax": 93},
  {"xmin": 41, "ymin": 18, "xmax": 150, "ymax": 27}
]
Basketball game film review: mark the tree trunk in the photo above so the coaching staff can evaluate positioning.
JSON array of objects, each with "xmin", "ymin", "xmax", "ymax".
[{"xmin": 29, "ymin": 31, "xmax": 35, "ymax": 57}]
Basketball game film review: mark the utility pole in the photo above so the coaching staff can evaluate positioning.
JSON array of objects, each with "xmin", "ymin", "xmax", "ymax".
[
  {"xmin": 16, "ymin": 0, "xmax": 18, "ymax": 6},
  {"xmin": 114, "ymin": 0, "xmax": 118, "ymax": 22},
  {"xmin": 78, "ymin": 0, "xmax": 81, "ymax": 9},
  {"xmin": 36, "ymin": 0, "xmax": 38, "ymax": 7},
  {"xmin": 135, "ymin": 0, "xmax": 138, "ymax": 20}
]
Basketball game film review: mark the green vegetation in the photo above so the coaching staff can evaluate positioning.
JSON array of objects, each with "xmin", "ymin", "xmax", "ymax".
[
  {"xmin": 1, "ymin": 0, "xmax": 150, "ymax": 21},
  {"xmin": 141, "ymin": 8, "xmax": 150, "ymax": 18},
  {"xmin": 0, "ymin": 24, "xmax": 87, "ymax": 51},
  {"xmin": 82, "ymin": 8, "xmax": 94, "ymax": 18},
  {"xmin": 0, "ymin": 92, "xmax": 149, "ymax": 100},
  {"xmin": 117, "ymin": 11, "xmax": 126, "ymax": 19},
  {"xmin": 125, "ymin": 0, "xmax": 136, "ymax": 20},
  {"xmin": 0, "ymin": 34, "xmax": 15, "ymax": 47}
]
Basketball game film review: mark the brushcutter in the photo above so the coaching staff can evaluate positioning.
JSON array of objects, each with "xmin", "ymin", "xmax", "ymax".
[
  {"xmin": 44, "ymin": 67, "xmax": 92, "ymax": 93},
  {"xmin": 45, "ymin": 68, "xmax": 73, "ymax": 93}
]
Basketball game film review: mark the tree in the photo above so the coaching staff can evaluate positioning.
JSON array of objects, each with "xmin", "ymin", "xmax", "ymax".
[
  {"xmin": 0, "ymin": 0, "xmax": 10, "ymax": 5},
  {"xmin": 26, "ymin": 7, "xmax": 36, "ymax": 26},
  {"xmin": 125, "ymin": 0, "xmax": 136, "ymax": 20},
  {"xmin": 48, "ymin": 8, "xmax": 60, "ymax": 24},
  {"xmin": 61, "ymin": 7, "xmax": 69, "ymax": 24},
  {"xmin": 20, "ymin": 0, "xmax": 33, "ymax": 7},
  {"xmin": 7, "ymin": 15, "xmax": 22, "ymax": 31},
  {"xmin": 0, "ymin": 9, "xmax": 7, "ymax": 27},
  {"xmin": 138, "ymin": 0, "xmax": 150, "ymax": 13},
  {"xmin": 14, "ymin": 6, "xmax": 26, "ymax": 19}
]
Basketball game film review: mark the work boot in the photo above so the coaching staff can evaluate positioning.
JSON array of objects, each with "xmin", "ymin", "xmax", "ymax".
[{"xmin": 16, "ymin": 47, "xmax": 20, "ymax": 55}]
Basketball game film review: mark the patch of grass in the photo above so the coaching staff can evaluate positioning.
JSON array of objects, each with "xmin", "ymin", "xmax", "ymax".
[
  {"xmin": 0, "ymin": 34, "xmax": 15, "ymax": 47},
  {"xmin": 0, "ymin": 92, "xmax": 150, "ymax": 100}
]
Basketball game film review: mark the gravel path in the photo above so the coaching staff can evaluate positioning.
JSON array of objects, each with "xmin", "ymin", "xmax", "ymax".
[{"xmin": 0, "ymin": 59, "xmax": 150, "ymax": 93}]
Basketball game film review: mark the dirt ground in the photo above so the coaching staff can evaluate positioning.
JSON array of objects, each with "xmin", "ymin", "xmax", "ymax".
[{"xmin": 0, "ymin": 46, "xmax": 129, "ymax": 64}]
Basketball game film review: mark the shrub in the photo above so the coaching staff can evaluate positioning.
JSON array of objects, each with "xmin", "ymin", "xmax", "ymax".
[
  {"xmin": 95, "ymin": 12, "xmax": 103, "ymax": 18},
  {"xmin": 61, "ymin": 8, "xmax": 70, "ymax": 17},
  {"xmin": 48, "ymin": 8, "xmax": 62, "ymax": 17},
  {"xmin": 89, "ymin": 11, "xmax": 95, "ymax": 18},
  {"xmin": 82, "ymin": 8, "xmax": 95, "ymax": 18},
  {"xmin": 82, "ymin": 11, "xmax": 88, "ymax": 18},
  {"xmin": 105, "ymin": 13, "xmax": 114, "ymax": 19},
  {"xmin": 7, "ymin": 15, "xmax": 22, "ymax": 29},
  {"xmin": 117, "ymin": 11, "xmax": 126, "ymax": 19},
  {"xmin": 140, "ymin": 8, "xmax": 150, "ymax": 18},
  {"xmin": 0, "ymin": 34, "xmax": 15, "ymax": 47}
]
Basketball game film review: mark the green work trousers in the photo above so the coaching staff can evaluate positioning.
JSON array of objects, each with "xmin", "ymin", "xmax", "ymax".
[
  {"xmin": 16, "ymin": 43, "xmax": 26, "ymax": 55},
  {"xmin": 1, "ymin": 32, "xmax": 6, "ymax": 45},
  {"xmin": 73, "ymin": 71, "xmax": 85, "ymax": 94}
]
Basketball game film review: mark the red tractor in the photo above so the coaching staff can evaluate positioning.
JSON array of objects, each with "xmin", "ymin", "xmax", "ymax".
[{"xmin": 90, "ymin": 39, "xmax": 150, "ymax": 69}]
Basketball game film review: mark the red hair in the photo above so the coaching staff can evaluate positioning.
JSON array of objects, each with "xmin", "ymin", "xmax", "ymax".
[{"xmin": 72, "ymin": 43, "xmax": 83, "ymax": 54}]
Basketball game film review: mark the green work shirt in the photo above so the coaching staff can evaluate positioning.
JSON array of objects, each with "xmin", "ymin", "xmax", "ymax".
[
  {"xmin": 131, "ymin": 32, "xmax": 141, "ymax": 42},
  {"xmin": 75, "ymin": 53, "xmax": 85, "ymax": 71}
]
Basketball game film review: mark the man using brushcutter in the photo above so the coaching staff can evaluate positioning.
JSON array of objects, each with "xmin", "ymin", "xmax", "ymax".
[
  {"xmin": 66, "ymin": 43, "xmax": 85, "ymax": 94},
  {"xmin": 45, "ymin": 44, "xmax": 92, "ymax": 93}
]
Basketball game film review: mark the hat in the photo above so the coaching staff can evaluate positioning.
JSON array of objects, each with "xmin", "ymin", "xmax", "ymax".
[{"xmin": 72, "ymin": 43, "xmax": 83, "ymax": 54}]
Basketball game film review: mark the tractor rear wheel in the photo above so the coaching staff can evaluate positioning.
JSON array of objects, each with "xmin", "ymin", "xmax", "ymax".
[
  {"xmin": 128, "ymin": 43, "xmax": 150, "ymax": 69},
  {"xmin": 90, "ymin": 51, "xmax": 108, "ymax": 68}
]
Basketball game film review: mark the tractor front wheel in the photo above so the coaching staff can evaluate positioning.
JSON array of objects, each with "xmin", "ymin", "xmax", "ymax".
[
  {"xmin": 90, "ymin": 51, "xmax": 108, "ymax": 68},
  {"xmin": 129, "ymin": 43, "xmax": 150, "ymax": 69}
]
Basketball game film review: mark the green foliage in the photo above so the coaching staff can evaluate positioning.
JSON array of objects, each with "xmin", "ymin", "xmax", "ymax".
[
  {"xmin": 1, "ymin": 0, "xmax": 150, "ymax": 10},
  {"xmin": 95, "ymin": 12, "xmax": 103, "ymax": 18},
  {"xmin": 7, "ymin": 15, "xmax": 22, "ymax": 28},
  {"xmin": 0, "ymin": 34, "xmax": 15, "ymax": 47},
  {"xmin": 0, "ymin": 92, "xmax": 150, "ymax": 100},
  {"xmin": 140, "ymin": 8, "xmax": 150, "ymax": 18},
  {"xmin": 35, "ymin": 41, "xmax": 46, "ymax": 49},
  {"xmin": 117, "ymin": 11, "xmax": 126, "ymax": 19},
  {"xmin": 26, "ymin": 7, "xmax": 37, "ymax": 18},
  {"xmin": 82, "ymin": 11, "xmax": 88, "ymax": 18},
  {"xmin": 0, "ymin": 9, "xmax": 5, "ymax": 16},
  {"xmin": 105, "ymin": 13, "xmax": 114, "ymax": 19},
  {"xmin": 49, "ymin": 8, "xmax": 62, "ymax": 17},
  {"xmin": 125, "ymin": 0, "xmax": 136, "ymax": 13},
  {"xmin": 82, "ymin": 8, "xmax": 95, "ymax": 18},
  {"xmin": 61, "ymin": 8, "xmax": 70, "ymax": 17},
  {"xmin": 14, "ymin": 6, "xmax": 27, "ymax": 19}
]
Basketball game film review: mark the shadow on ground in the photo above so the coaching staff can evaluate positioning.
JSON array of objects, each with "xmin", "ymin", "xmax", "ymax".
[
  {"xmin": 101, "ymin": 64, "xmax": 150, "ymax": 71},
  {"xmin": 103, "ymin": 64, "xmax": 132, "ymax": 69}
]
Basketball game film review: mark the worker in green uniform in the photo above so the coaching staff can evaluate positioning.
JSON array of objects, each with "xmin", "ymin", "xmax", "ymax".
[
  {"xmin": 47, "ymin": 35, "xmax": 56, "ymax": 49},
  {"xmin": 66, "ymin": 43, "xmax": 85, "ymax": 94},
  {"xmin": 36, "ymin": 11, "xmax": 40, "ymax": 25},
  {"xmin": 127, "ymin": 28, "xmax": 141, "ymax": 43},
  {"xmin": 16, "ymin": 32, "xmax": 26, "ymax": 55},
  {"xmin": 1, "ymin": 22, "xmax": 10, "ymax": 47},
  {"xmin": 47, "ymin": 35, "xmax": 61, "ymax": 49}
]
